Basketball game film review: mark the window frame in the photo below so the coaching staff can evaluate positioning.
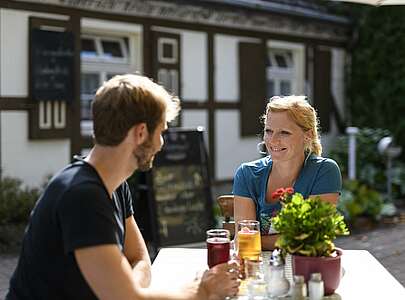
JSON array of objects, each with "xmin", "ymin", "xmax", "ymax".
[
  {"xmin": 157, "ymin": 37, "xmax": 178, "ymax": 64},
  {"xmin": 80, "ymin": 19, "xmax": 142, "ymax": 137},
  {"xmin": 266, "ymin": 40, "xmax": 305, "ymax": 98},
  {"xmin": 81, "ymin": 35, "xmax": 129, "ymax": 64}
]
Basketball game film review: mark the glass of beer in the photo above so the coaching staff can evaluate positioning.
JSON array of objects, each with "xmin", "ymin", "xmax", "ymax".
[
  {"xmin": 206, "ymin": 229, "xmax": 230, "ymax": 268},
  {"xmin": 237, "ymin": 220, "xmax": 261, "ymax": 261}
]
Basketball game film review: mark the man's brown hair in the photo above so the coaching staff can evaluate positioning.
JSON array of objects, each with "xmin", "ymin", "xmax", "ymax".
[{"xmin": 92, "ymin": 74, "xmax": 180, "ymax": 146}]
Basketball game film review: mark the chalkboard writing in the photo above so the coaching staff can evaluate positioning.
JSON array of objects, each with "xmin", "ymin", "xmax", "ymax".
[
  {"xmin": 30, "ymin": 28, "xmax": 74, "ymax": 101},
  {"xmin": 151, "ymin": 128, "xmax": 214, "ymax": 246}
]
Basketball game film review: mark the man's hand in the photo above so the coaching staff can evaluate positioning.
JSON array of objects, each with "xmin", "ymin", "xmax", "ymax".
[{"xmin": 198, "ymin": 261, "xmax": 240, "ymax": 300}]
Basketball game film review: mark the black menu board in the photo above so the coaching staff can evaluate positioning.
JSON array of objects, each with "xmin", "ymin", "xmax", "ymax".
[
  {"xmin": 151, "ymin": 128, "xmax": 214, "ymax": 246},
  {"xmin": 30, "ymin": 28, "xmax": 74, "ymax": 101}
]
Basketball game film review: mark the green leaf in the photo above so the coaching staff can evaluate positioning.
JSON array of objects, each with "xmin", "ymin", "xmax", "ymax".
[{"xmin": 273, "ymin": 192, "xmax": 350, "ymax": 257}]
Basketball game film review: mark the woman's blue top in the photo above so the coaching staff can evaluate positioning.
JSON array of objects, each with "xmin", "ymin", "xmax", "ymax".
[{"xmin": 232, "ymin": 154, "xmax": 342, "ymax": 235}]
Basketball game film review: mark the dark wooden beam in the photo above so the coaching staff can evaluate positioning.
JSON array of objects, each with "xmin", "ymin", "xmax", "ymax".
[{"xmin": 0, "ymin": 97, "xmax": 33, "ymax": 110}]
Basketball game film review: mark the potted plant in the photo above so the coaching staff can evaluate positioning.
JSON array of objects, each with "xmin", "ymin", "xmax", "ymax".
[{"xmin": 271, "ymin": 190, "xmax": 349, "ymax": 295}]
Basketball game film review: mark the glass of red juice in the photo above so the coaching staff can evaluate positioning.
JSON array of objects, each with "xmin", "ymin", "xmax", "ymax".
[{"xmin": 206, "ymin": 229, "xmax": 230, "ymax": 268}]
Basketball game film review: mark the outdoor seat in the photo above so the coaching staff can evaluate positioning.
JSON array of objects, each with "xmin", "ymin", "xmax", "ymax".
[{"xmin": 216, "ymin": 195, "xmax": 235, "ymax": 238}]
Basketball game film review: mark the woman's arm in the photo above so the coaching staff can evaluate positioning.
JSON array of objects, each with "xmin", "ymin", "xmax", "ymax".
[
  {"xmin": 234, "ymin": 196, "xmax": 278, "ymax": 250},
  {"xmin": 234, "ymin": 195, "xmax": 257, "ymax": 234}
]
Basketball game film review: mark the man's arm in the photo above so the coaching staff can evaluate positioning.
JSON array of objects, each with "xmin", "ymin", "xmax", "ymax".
[
  {"xmin": 75, "ymin": 245, "xmax": 239, "ymax": 300},
  {"xmin": 123, "ymin": 215, "xmax": 151, "ymax": 288}
]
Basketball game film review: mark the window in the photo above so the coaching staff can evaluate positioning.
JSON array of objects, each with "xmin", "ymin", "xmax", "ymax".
[
  {"xmin": 80, "ymin": 36, "xmax": 129, "ymax": 63},
  {"xmin": 80, "ymin": 33, "xmax": 136, "ymax": 136},
  {"xmin": 81, "ymin": 73, "xmax": 99, "ymax": 121},
  {"xmin": 265, "ymin": 41, "xmax": 305, "ymax": 100},
  {"xmin": 266, "ymin": 49, "xmax": 294, "ymax": 98},
  {"xmin": 158, "ymin": 38, "xmax": 178, "ymax": 64},
  {"xmin": 157, "ymin": 69, "xmax": 179, "ymax": 96}
]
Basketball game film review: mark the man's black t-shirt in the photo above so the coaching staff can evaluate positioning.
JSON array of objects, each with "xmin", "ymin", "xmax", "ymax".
[{"xmin": 6, "ymin": 159, "xmax": 134, "ymax": 300}]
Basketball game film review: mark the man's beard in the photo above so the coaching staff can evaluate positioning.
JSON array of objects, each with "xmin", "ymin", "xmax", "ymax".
[{"xmin": 133, "ymin": 139, "xmax": 156, "ymax": 171}]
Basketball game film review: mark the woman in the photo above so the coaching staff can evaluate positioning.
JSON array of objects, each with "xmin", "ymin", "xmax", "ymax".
[{"xmin": 233, "ymin": 96, "xmax": 341, "ymax": 250}]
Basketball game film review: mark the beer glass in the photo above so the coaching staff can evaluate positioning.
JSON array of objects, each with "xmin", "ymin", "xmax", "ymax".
[
  {"xmin": 237, "ymin": 220, "xmax": 261, "ymax": 261},
  {"xmin": 206, "ymin": 229, "xmax": 230, "ymax": 268}
]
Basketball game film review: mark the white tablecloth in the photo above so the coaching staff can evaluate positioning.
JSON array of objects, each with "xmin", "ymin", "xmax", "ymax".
[{"xmin": 151, "ymin": 248, "xmax": 405, "ymax": 299}]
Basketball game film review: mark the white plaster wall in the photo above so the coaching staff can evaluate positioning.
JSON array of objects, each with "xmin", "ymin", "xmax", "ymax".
[
  {"xmin": 214, "ymin": 35, "xmax": 238, "ymax": 102},
  {"xmin": 181, "ymin": 31, "xmax": 207, "ymax": 102},
  {"xmin": 215, "ymin": 110, "xmax": 261, "ymax": 180},
  {"xmin": 0, "ymin": 9, "xmax": 68, "ymax": 96},
  {"xmin": 1, "ymin": 112, "xmax": 70, "ymax": 188},
  {"xmin": 181, "ymin": 110, "xmax": 209, "ymax": 151},
  {"xmin": 214, "ymin": 35, "xmax": 261, "ymax": 102},
  {"xmin": 0, "ymin": 9, "xmax": 70, "ymax": 187}
]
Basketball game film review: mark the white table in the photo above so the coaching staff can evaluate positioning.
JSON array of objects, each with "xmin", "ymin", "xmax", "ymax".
[{"xmin": 151, "ymin": 248, "xmax": 405, "ymax": 299}]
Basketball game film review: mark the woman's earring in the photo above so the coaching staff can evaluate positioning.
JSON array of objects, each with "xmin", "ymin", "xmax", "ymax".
[{"xmin": 257, "ymin": 141, "xmax": 267, "ymax": 155}]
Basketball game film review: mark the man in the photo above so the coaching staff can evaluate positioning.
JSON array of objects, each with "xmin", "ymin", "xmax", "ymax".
[{"xmin": 7, "ymin": 74, "xmax": 239, "ymax": 300}]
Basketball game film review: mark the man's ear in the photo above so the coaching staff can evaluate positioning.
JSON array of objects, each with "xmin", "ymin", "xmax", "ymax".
[{"xmin": 132, "ymin": 123, "xmax": 148, "ymax": 145}]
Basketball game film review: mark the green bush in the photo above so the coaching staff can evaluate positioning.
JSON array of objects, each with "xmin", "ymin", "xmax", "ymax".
[
  {"xmin": 0, "ymin": 177, "xmax": 40, "ymax": 225},
  {"xmin": 337, "ymin": 180, "xmax": 383, "ymax": 223},
  {"xmin": 329, "ymin": 128, "xmax": 405, "ymax": 200},
  {"xmin": 0, "ymin": 176, "xmax": 44, "ymax": 253},
  {"xmin": 0, "ymin": 223, "xmax": 27, "ymax": 253},
  {"xmin": 347, "ymin": 7, "xmax": 405, "ymax": 163}
]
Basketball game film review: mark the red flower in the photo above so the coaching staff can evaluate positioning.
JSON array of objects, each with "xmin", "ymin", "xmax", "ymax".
[
  {"xmin": 271, "ymin": 187, "xmax": 294, "ymax": 202},
  {"xmin": 285, "ymin": 187, "xmax": 294, "ymax": 195},
  {"xmin": 272, "ymin": 188, "xmax": 285, "ymax": 200}
]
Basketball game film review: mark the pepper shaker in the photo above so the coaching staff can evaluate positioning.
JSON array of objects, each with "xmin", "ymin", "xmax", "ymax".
[{"xmin": 308, "ymin": 273, "xmax": 324, "ymax": 300}]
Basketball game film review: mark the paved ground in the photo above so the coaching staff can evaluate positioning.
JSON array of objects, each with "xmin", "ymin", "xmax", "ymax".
[
  {"xmin": 0, "ymin": 254, "xmax": 18, "ymax": 298},
  {"xmin": 1, "ymin": 219, "xmax": 405, "ymax": 298}
]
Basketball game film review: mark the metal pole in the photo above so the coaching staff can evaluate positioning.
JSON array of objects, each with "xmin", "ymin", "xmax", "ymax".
[
  {"xmin": 346, "ymin": 127, "xmax": 359, "ymax": 180},
  {"xmin": 0, "ymin": 9, "xmax": 2, "ymax": 182},
  {"xmin": 387, "ymin": 156, "xmax": 392, "ymax": 201}
]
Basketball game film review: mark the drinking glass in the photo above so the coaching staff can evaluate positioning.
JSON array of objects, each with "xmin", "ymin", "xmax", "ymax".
[
  {"xmin": 237, "ymin": 220, "xmax": 261, "ymax": 261},
  {"xmin": 245, "ymin": 259, "xmax": 267, "ymax": 299},
  {"xmin": 206, "ymin": 229, "xmax": 230, "ymax": 268}
]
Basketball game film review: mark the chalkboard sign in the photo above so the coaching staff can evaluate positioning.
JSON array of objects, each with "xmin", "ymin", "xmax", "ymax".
[
  {"xmin": 151, "ymin": 128, "xmax": 214, "ymax": 246},
  {"xmin": 30, "ymin": 28, "xmax": 74, "ymax": 101}
]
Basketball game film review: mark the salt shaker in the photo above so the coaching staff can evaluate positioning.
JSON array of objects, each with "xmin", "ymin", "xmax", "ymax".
[
  {"xmin": 308, "ymin": 273, "xmax": 324, "ymax": 300},
  {"xmin": 291, "ymin": 275, "xmax": 307, "ymax": 300},
  {"xmin": 266, "ymin": 249, "xmax": 290, "ymax": 298}
]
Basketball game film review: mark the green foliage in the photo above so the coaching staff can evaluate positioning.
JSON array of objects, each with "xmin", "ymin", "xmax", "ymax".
[
  {"xmin": 329, "ymin": 128, "xmax": 405, "ymax": 199},
  {"xmin": 0, "ymin": 224, "xmax": 27, "ymax": 253},
  {"xmin": 272, "ymin": 193, "xmax": 349, "ymax": 257},
  {"xmin": 337, "ymin": 180, "xmax": 383, "ymax": 222},
  {"xmin": 348, "ymin": 7, "xmax": 405, "ymax": 163},
  {"xmin": 0, "ymin": 177, "xmax": 40, "ymax": 225}
]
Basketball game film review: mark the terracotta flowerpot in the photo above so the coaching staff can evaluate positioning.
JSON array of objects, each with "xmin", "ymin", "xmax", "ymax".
[{"xmin": 292, "ymin": 248, "xmax": 342, "ymax": 295}]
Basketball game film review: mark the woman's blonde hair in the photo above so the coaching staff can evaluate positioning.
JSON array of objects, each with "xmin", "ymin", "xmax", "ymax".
[{"xmin": 263, "ymin": 95, "xmax": 322, "ymax": 156}]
